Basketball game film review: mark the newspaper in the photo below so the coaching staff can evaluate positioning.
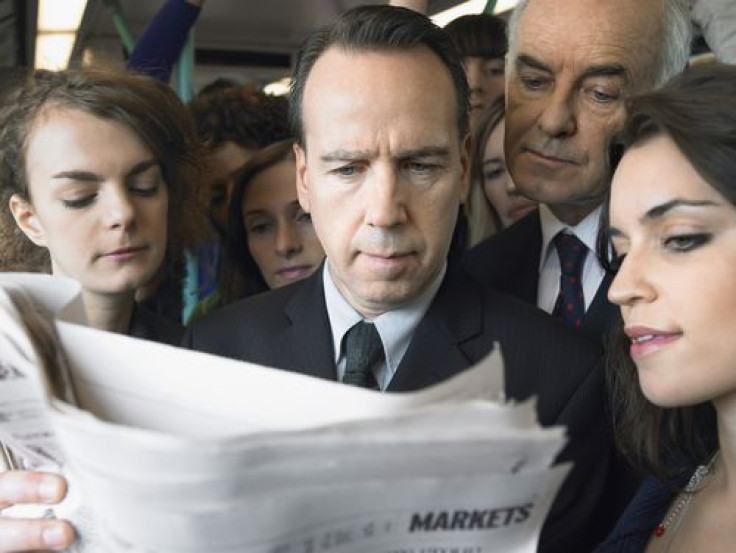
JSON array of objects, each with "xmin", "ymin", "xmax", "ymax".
[{"xmin": 0, "ymin": 273, "xmax": 571, "ymax": 553}]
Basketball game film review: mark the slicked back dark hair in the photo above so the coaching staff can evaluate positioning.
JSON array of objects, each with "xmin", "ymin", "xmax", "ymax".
[{"xmin": 289, "ymin": 4, "xmax": 470, "ymax": 148}]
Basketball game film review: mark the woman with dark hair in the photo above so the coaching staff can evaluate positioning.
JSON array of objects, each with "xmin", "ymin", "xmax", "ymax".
[
  {"xmin": 443, "ymin": 13, "xmax": 506, "ymax": 128},
  {"xmin": 596, "ymin": 63, "xmax": 736, "ymax": 551},
  {"xmin": 466, "ymin": 96, "xmax": 536, "ymax": 246},
  {"xmin": 220, "ymin": 140, "xmax": 324, "ymax": 302},
  {"xmin": 0, "ymin": 68, "xmax": 206, "ymax": 343}
]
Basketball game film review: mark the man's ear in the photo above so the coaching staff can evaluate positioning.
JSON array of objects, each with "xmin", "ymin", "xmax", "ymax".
[
  {"xmin": 458, "ymin": 132, "xmax": 472, "ymax": 201},
  {"xmin": 293, "ymin": 142, "xmax": 311, "ymax": 213},
  {"xmin": 8, "ymin": 194, "xmax": 47, "ymax": 247}
]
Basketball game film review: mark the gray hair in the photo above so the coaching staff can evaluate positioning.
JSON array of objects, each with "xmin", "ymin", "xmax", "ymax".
[{"xmin": 507, "ymin": 0, "xmax": 692, "ymax": 88}]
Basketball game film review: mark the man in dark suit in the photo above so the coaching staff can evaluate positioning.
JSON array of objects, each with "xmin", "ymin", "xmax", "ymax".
[
  {"xmin": 183, "ymin": 6, "xmax": 618, "ymax": 552},
  {"xmin": 463, "ymin": 0, "xmax": 693, "ymax": 344}
]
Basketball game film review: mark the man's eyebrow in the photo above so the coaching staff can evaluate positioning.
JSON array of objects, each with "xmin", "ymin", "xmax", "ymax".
[
  {"xmin": 580, "ymin": 64, "xmax": 627, "ymax": 80},
  {"xmin": 516, "ymin": 54, "xmax": 551, "ymax": 74},
  {"xmin": 642, "ymin": 199, "xmax": 719, "ymax": 221},
  {"xmin": 320, "ymin": 150, "xmax": 376, "ymax": 163},
  {"xmin": 51, "ymin": 159, "xmax": 159, "ymax": 181},
  {"xmin": 320, "ymin": 147, "xmax": 451, "ymax": 163},
  {"xmin": 396, "ymin": 147, "xmax": 451, "ymax": 159}
]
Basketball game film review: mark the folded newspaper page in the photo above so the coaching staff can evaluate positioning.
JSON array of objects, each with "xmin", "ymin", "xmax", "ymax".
[{"xmin": 0, "ymin": 273, "xmax": 571, "ymax": 553}]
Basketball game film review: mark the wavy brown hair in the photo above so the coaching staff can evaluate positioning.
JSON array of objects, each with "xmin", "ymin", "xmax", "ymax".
[{"xmin": 0, "ymin": 68, "xmax": 209, "ymax": 281}]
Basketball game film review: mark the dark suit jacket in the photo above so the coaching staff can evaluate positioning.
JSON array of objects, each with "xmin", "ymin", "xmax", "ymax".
[
  {"xmin": 184, "ymin": 265, "xmax": 613, "ymax": 552},
  {"xmin": 463, "ymin": 210, "xmax": 618, "ymax": 344}
]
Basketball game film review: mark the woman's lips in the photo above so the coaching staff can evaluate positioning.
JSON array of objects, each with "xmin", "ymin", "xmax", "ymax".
[
  {"xmin": 277, "ymin": 266, "xmax": 312, "ymax": 280},
  {"xmin": 625, "ymin": 326, "xmax": 682, "ymax": 359},
  {"xmin": 99, "ymin": 246, "xmax": 147, "ymax": 261}
]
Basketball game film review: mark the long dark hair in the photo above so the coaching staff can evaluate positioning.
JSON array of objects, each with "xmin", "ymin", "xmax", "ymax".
[
  {"xmin": 604, "ymin": 64, "xmax": 736, "ymax": 479},
  {"xmin": 220, "ymin": 140, "xmax": 295, "ymax": 302}
]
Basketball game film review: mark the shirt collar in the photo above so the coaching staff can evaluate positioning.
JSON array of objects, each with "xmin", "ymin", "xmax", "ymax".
[
  {"xmin": 323, "ymin": 260, "xmax": 446, "ymax": 376},
  {"xmin": 539, "ymin": 204, "xmax": 603, "ymax": 271}
]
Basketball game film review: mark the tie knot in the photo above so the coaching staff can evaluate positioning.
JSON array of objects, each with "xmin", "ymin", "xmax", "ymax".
[
  {"xmin": 553, "ymin": 232, "xmax": 588, "ymax": 277},
  {"xmin": 342, "ymin": 321, "xmax": 383, "ymax": 389}
]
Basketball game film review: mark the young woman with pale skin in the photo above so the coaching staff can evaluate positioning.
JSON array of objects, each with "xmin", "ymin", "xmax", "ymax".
[
  {"xmin": 220, "ymin": 140, "xmax": 325, "ymax": 302},
  {"xmin": 596, "ymin": 64, "xmax": 736, "ymax": 552},
  {"xmin": 465, "ymin": 97, "xmax": 537, "ymax": 246},
  {"xmin": 0, "ymin": 68, "xmax": 203, "ymax": 551}
]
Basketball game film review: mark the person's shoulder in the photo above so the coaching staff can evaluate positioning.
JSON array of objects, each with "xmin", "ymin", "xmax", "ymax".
[
  {"xmin": 192, "ymin": 277, "xmax": 305, "ymax": 331},
  {"xmin": 467, "ymin": 209, "xmax": 540, "ymax": 257},
  {"xmin": 130, "ymin": 303, "xmax": 184, "ymax": 346},
  {"xmin": 463, "ymin": 210, "xmax": 542, "ymax": 286},
  {"xmin": 593, "ymin": 476, "xmax": 676, "ymax": 552}
]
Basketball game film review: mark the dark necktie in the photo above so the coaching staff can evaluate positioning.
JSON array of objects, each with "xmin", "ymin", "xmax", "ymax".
[
  {"xmin": 341, "ymin": 321, "xmax": 382, "ymax": 390},
  {"xmin": 552, "ymin": 232, "xmax": 588, "ymax": 329}
]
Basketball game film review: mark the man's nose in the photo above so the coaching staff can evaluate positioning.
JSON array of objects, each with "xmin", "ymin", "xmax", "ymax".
[
  {"xmin": 364, "ymin": 167, "xmax": 407, "ymax": 228},
  {"xmin": 537, "ymin": 87, "xmax": 577, "ymax": 138}
]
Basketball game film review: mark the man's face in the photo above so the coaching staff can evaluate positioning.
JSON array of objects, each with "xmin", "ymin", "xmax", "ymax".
[
  {"xmin": 505, "ymin": 0, "xmax": 663, "ymax": 225},
  {"xmin": 295, "ymin": 47, "xmax": 470, "ymax": 318}
]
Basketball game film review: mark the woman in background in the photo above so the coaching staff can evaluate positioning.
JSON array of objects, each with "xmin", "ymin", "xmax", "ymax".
[
  {"xmin": 597, "ymin": 64, "xmax": 736, "ymax": 551},
  {"xmin": 465, "ymin": 97, "xmax": 537, "ymax": 247},
  {"xmin": 0, "ymin": 68, "xmax": 204, "ymax": 345},
  {"xmin": 220, "ymin": 140, "xmax": 325, "ymax": 302},
  {"xmin": 443, "ymin": 13, "xmax": 507, "ymax": 129}
]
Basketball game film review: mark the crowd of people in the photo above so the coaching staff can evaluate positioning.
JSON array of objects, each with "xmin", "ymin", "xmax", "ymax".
[{"xmin": 1, "ymin": 0, "xmax": 735, "ymax": 551}]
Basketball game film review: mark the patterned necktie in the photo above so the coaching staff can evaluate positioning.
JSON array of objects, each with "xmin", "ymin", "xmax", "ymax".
[
  {"xmin": 552, "ymin": 232, "xmax": 588, "ymax": 329},
  {"xmin": 341, "ymin": 321, "xmax": 382, "ymax": 390}
]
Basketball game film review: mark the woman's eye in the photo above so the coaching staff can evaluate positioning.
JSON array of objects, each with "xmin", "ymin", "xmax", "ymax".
[
  {"xmin": 130, "ymin": 183, "xmax": 161, "ymax": 197},
  {"xmin": 62, "ymin": 196, "xmax": 95, "ymax": 209},
  {"xmin": 483, "ymin": 169, "xmax": 504, "ymax": 180},
  {"xmin": 296, "ymin": 211, "xmax": 312, "ymax": 224},
  {"xmin": 664, "ymin": 233, "xmax": 711, "ymax": 252}
]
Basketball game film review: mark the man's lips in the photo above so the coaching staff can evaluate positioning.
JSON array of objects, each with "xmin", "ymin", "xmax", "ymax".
[
  {"xmin": 625, "ymin": 325, "xmax": 682, "ymax": 359},
  {"xmin": 525, "ymin": 147, "xmax": 578, "ymax": 165}
]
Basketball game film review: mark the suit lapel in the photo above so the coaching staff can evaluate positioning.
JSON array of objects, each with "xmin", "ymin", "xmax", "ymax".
[
  {"xmin": 388, "ymin": 268, "xmax": 483, "ymax": 392},
  {"xmin": 275, "ymin": 270, "xmax": 337, "ymax": 381},
  {"xmin": 582, "ymin": 271, "xmax": 619, "ymax": 343}
]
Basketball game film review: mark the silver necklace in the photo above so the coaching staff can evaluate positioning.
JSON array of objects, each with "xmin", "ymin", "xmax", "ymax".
[{"xmin": 653, "ymin": 452, "xmax": 719, "ymax": 542}]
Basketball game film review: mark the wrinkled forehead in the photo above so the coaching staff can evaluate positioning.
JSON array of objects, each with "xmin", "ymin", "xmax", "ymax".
[{"xmin": 515, "ymin": 0, "xmax": 664, "ymax": 83}]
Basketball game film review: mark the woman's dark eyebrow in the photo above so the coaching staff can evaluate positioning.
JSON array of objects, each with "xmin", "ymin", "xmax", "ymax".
[
  {"xmin": 642, "ymin": 199, "xmax": 718, "ymax": 221},
  {"xmin": 51, "ymin": 159, "xmax": 158, "ymax": 182}
]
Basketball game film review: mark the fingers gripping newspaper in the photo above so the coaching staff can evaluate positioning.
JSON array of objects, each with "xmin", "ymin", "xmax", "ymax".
[{"xmin": 0, "ymin": 273, "xmax": 570, "ymax": 553}]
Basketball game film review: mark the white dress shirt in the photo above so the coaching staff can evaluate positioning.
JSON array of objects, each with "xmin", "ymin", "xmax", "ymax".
[
  {"xmin": 537, "ymin": 204, "xmax": 606, "ymax": 315},
  {"xmin": 323, "ymin": 260, "xmax": 446, "ymax": 391}
]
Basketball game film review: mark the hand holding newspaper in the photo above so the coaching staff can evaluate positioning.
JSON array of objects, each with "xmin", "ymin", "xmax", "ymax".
[{"xmin": 0, "ymin": 273, "xmax": 570, "ymax": 553}]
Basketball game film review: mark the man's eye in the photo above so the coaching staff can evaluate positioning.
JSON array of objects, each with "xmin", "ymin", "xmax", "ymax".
[
  {"xmin": 520, "ymin": 75, "xmax": 547, "ymax": 91},
  {"xmin": 590, "ymin": 88, "xmax": 619, "ymax": 104},
  {"xmin": 334, "ymin": 165, "xmax": 360, "ymax": 177}
]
